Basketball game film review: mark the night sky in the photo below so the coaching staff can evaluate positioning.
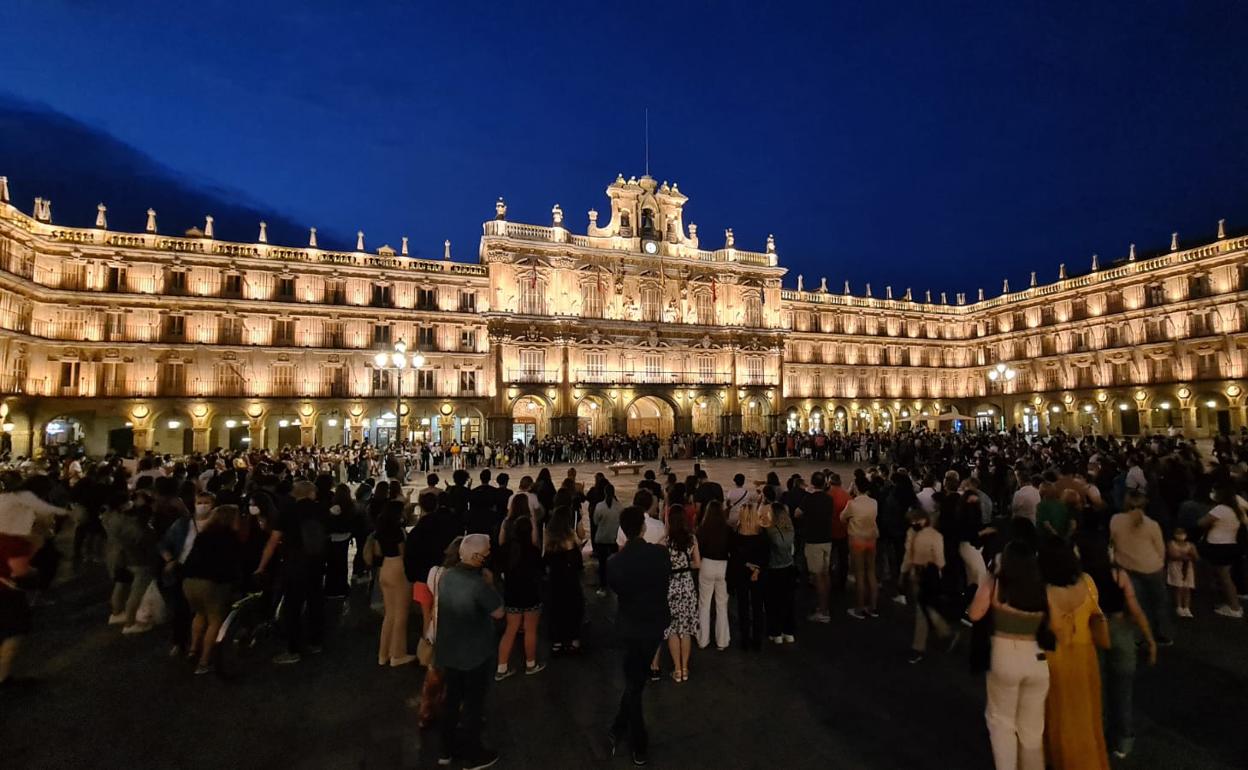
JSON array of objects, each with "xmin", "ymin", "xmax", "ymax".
[{"xmin": 2, "ymin": 1, "xmax": 1247, "ymax": 297}]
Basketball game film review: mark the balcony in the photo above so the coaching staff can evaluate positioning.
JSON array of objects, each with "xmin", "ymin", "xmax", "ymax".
[
  {"xmin": 573, "ymin": 369, "xmax": 735, "ymax": 386},
  {"xmin": 507, "ymin": 368, "xmax": 560, "ymax": 384}
]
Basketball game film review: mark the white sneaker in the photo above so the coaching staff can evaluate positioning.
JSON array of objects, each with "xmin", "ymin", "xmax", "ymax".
[
  {"xmin": 892, "ymin": 595, "xmax": 907, "ymax": 606},
  {"xmin": 122, "ymin": 622, "xmax": 153, "ymax": 635},
  {"xmin": 770, "ymin": 635, "xmax": 784, "ymax": 644},
  {"xmin": 1214, "ymin": 605, "xmax": 1244, "ymax": 619},
  {"xmin": 107, "ymin": 613, "xmax": 127, "ymax": 626},
  {"xmin": 782, "ymin": 634, "xmax": 795, "ymax": 644}
]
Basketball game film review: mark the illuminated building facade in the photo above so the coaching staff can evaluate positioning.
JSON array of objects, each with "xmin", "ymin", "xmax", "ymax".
[{"xmin": 0, "ymin": 172, "xmax": 1245, "ymax": 456}]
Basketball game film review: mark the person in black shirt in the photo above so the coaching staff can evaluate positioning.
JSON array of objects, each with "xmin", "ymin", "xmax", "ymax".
[
  {"xmin": 607, "ymin": 506, "xmax": 670, "ymax": 766},
  {"xmin": 467, "ymin": 469, "xmax": 503, "ymax": 542},
  {"xmin": 182, "ymin": 504, "xmax": 243, "ymax": 675},
  {"xmin": 444, "ymin": 469, "xmax": 472, "ymax": 531},
  {"xmin": 255, "ymin": 480, "xmax": 328, "ymax": 664},
  {"xmin": 405, "ymin": 496, "xmax": 463, "ymax": 636}
]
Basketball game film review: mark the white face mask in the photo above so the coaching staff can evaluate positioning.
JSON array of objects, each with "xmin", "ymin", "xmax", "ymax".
[
  {"xmin": 249, "ymin": 504, "xmax": 261, "ymax": 516},
  {"xmin": 195, "ymin": 503, "xmax": 212, "ymax": 515}
]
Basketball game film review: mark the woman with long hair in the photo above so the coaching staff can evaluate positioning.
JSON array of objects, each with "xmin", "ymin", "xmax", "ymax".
[
  {"xmin": 658, "ymin": 505, "xmax": 701, "ymax": 681},
  {"xmin": 695, "ymin": 500, "xmax": 731, "ymax": 650},
  {"xmin": 496, "ymin": 517, "xmax": 544, "ymax": 679},
  {"xmin": 416, "ymin": 536, "xmax": 464, "ymax": 729},
  {"xmin": 842, "ymin": 484, "xmax": 880, "ymax": 619},
  {"xmin": 968, "ymin": 540, "xmax": 1050, "ymax": 770},
  {"xmin": 730, "ymin": 494, "xmax": 769, "ymax": 651},
  {"xmin": 325, "ymin": 483, "xmax": 357, "ymax": 598},
  {"xmin": 544, "ymin": 506, "xmax": 584, "ymax": 654},
  {"xmin": 1199, "ymin": 482, "xmax": 1247, "ymax": 617},
  {"xmin": 761, "ymin": 501, "xmax": 797, "ymax": 643},
  {"xmin": 1039, "ymin": 541, "xmax": 1110, "ymax": 770},
  {"xmin": 181, "ymin": 504, "xmax": 243, "ymax": 675},
  {"xmin": 374, "ymin": 500, "xmax": 415, "ymax": 667}
]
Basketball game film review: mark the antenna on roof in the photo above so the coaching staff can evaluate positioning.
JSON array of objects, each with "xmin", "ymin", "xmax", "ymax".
[{"xmin": 644, "ymin": 107, "xmax": 650, "ymax": 177}]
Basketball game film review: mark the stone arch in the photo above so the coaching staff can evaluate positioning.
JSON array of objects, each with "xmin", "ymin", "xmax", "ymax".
[{"xmin": 626, "ymin": 394, "xmax": 676, "ymax": 438}]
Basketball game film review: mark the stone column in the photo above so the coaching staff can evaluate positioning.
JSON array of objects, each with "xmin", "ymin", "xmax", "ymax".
[{"xmin": 192, "ymin": 427, "xmax": 211, "ymax": 454}]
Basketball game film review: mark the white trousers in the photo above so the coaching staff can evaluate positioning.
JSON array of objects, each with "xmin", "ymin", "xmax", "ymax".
[
  {"xmin": 697, "ymin": 558, "xmax": 730, "ymax": 649},
  {"xmin": 985, "ymin": 636, "xmax": 1050, "ymax": 770}
]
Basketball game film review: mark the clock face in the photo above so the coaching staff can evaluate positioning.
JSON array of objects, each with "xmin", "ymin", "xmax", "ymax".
[{"xmin": 643, "ymin": 240, "xmax": 658, "ymax": 255}]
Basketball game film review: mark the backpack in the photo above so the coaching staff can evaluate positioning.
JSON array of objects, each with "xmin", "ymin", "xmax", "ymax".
[{"xmin": 300, "ymin": 511, "xmax": 327, "ymax": 559}]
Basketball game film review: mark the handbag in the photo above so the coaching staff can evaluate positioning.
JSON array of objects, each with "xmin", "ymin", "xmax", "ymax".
[{"xmin": 417, "ymin": 566, "xmax": 442, "ymax": 667}]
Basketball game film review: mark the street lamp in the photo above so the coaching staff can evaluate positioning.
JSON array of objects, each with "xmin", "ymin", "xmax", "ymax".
[
  {"xmin": 985, "ymin": 363, "xmax": 1017, "ymax": 431},
  {"xmin": 373, "ymin": 339, "xmax": 426, "ymax": 445}
]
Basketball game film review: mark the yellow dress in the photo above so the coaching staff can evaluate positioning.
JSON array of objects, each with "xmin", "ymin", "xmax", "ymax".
[{"xmin": 1044, "ymin": 574, "xmax": 1110, "ymax": 770}]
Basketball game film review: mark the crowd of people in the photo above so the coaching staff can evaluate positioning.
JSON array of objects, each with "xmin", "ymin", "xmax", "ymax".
[{"xmin": 1, "ymin": 425, "xmax": 1247, "ymax": 769}]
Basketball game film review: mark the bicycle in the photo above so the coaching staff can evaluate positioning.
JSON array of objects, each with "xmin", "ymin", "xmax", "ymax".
[{"xmin": 214, "ymin": 587, "xmax": 283, "ymax": 681}]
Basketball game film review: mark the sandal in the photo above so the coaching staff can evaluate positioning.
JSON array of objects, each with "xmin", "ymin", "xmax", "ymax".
[{"xmin": 671, "ymin": 670, "xmax": 682, "ymax": 683}]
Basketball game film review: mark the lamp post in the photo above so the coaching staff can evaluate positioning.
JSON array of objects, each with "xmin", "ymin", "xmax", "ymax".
[
  {"xmin": 986, "ymin": 362, "xmax": 1017, "ymax": 432},
  {"xmin": 373, "ymin": 339, "xmax": 426, "ymax": 445}
]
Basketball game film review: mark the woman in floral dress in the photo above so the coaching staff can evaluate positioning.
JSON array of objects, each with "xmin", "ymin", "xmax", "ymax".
[{"xmin": 658, "ymin": 505, "xmax": 701, "ymax": 682}]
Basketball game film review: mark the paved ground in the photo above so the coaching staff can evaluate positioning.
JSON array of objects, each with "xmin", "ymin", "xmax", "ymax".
[{"xmin": 2, "ymin": 458, "xmax": 1246, "ymax": 769}]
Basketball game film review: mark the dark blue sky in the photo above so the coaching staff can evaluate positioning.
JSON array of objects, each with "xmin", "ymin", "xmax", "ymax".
[{"xmin": 2, "ymin": 1, "xmax": 1246, "ymax": 296}]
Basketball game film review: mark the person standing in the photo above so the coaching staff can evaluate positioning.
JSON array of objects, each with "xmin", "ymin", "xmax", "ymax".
[
  {"xmin": 592, "ymin": 483, "xmax": 624, "ymax": 596},
  {"xmin": 658, "ymin": 508, "xmax": 700, "ymax": 682},
  {"xmin": 695, "ymin": 500, "xmax": 731, "ymax": 650},
  {"xmin": 730, "ymin": 501, "xmax": 769, "ymax": 651},
  {"xmin": 543, "ymin": 507, "xmax": 585, "ymax": 655},
  {"xmin": 1108, "ymin": 493, "xmax": 1172, "ymax": 645},
  {"xmin": 761, "ymin": 502, "xmax": 797, "ymax": 643},
  {"xmin": 374, "ymin": 502, "xmax": 416, "ymax": 667},
  {"xmin": 607, "ymin": 506, "xmax": 670, "ymax": 767},
  {"xmin": 434, "ymin": 534, "xmax": 503, "ymax": 769},
  {"xmin": 255, "ymin": 480, "xmax": 328, "ymax": 664},
  {"xmin": 181, "ymin": 504, "xmax": 243, "ymax": 675},
  {"xmin": 794, "ymin": 472, "xmax": 834, "ymax": 623},
  {"xmin": 842, "ymin": 484, "xmax": 880, "ymax": 619},
  {"xmin": 902, "ymin": 508, "xmax": 953, "ymax": 664}
]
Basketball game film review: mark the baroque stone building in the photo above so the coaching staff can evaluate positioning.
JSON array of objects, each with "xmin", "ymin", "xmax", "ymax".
[{"xmin": 0, "ymin": 172, "xmax": 1244, "ymax": 457}]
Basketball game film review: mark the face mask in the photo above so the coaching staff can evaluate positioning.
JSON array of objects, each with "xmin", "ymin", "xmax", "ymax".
[
  {"xmin": 249, "ymin": 504, "xmax": 261, "ymax": 516},
  {"xmin": 195, "ymin": 503, "xmax": 211, "ymax": 515},
  {"xmin": 911, "ymin": 523, "xmax": 925, "ymax": 532}
]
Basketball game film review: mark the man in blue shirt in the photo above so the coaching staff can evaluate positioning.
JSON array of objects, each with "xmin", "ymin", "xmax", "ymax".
[{"xmin": 434, "ymin": 533, "xmax": 503, "ymax": 769}]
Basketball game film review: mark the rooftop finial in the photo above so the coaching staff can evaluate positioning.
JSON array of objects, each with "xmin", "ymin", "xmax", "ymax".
[
  {"xmin": 977, "ymin": 287, "xmax": 985, "ymax": 301},
  {"xmin": 940, "ymin": 291, "xmax": 948, "ymax": 305},
  {"xmin": 1090, "ymin": 253, "xmax": 1099, "ymax": 272},
  {"xmin": 724, "ymin": 228, "xmax": 734, "ymax": 248},
  {"xmin": 904, "ymin": 287, "xmax": 912, "ymax": 301},
  {"xmin": 258, "ymin": 221, "xmax": 268, "ymax": 243},
  {"xmin": 551, "ymin": 203, "xmax": 563, "ymax": 227},
  {"xmin": 588, "ymin": 208, "xmax": 598, "ymax": 228},
  {"xmin": 885, "ymin": 285, "xmax": 893, "ymax": 300},
  {"xmin": 495, "ymin": 197, "xmax": 507, "ymax": 220},
  {"xmin": 95, "ymin": 203, "xmax": 107, "ymax": 229},
  {"xmin": 356, "ymin": 231, "xmax": 365, "ymax": 251},
  {"xmin": 1128, "ymin": 243, "xmax": 1136, "ymax": 261},
  {"xmin": 443, "ymin": 239, "xmax": 451, "ymax": 260},
  {"xmin": 33, "ymin": 197, "xmax": 50, "ymax": 222},
  {"xmin": 766, "ymin": 234, "xmax": 776, "ymax": 254},
  {"xmin": 865, "ymin": 283, "xmax": 872, "ymax": 298},
  {"xmin": 146, "ymin": 208, "xmax": 157, "ymax": 233},
  {"xmin": 1217, "ymin": 218, "xmax": 1226, "ymax": 239},
  {"xmin": 1003, "ymin": 279, "xmax": 1010, "ymax": 294},
  {"xmin": 1029, "ymin": 271, "xmax": 1037, "ymax": 287},
  {"xmin": 818, "ymin": 277, "xmax": 827, "ymax": 292},
  {"xmin": 1058, "ymin": 263, "xmax": 1067, "ymax": 280},
  {"xmin": 0, "ymin": 176, "xmax": 8, "ymax": 203},
  {"xmin": 843, "ymin": 280, "xmax": 850, "ymax": 295},
  {"xmin": 796, "ymin": 274, "xmax": 804, "ymax": 292},
  {"xmin": 400, "ymin": 236, "xmax": 408, "ymax": 256},
  {"xmin": 309, "ymin": 227, "xmax": 318, "ymax": 247},
  {"xmin": 1170, "ymin": 232, "xmax": 1179, "ymax": 251},
  {"xmin": 925, "ymin": 289, "xmax": 932, "ymax": 303},
  {"xmin": 203, "ymin": 215, "xmax": 214, "ymax": 238}
]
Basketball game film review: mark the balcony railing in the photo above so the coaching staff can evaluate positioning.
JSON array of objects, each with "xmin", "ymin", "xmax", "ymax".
[
  {"xmin": 574, "ymin": 369, "xmax": 733, "ymax": 386},
  {"xmin": 507, "ymin": 368, "xmax": 560, "ymax": 384}
]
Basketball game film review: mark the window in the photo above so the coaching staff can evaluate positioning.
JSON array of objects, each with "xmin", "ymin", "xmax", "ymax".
[
  {"xmin": 811, "ymin": 369, "xmax": 823, "ymax": 396},
  {"xmin": 696, "ymin": 292, "xmax": 714, "ymax": 325},
  {"xmin": 273, "ymin": 319, "xmax": 294, "ymax": 346},
  {"xmin": 165, "ymin": 269, "xmax": 187, "ymax": 295},
  {"xmin": 459, "ymin": 370, "xmax": 477, "ymax": 395},
  {"xmin": 416, "ymin": 287, "xmax": 437, "ymax": 310},
  {"xmin": 371, "ymin": 368, "xmax": 393, "ymax": 395},
  {"xmin": 460, "ymin": 329, "xmax": 476, "ymax": 352},
  {"xmin": 105, "ymin": 311, "xmax": 125, "ymax": 341},
  {"xmin": 418, "ymin": 326, "xmax": 436, "ymax": 350},
  {"xmin": 458, "ymin": 291, "xmax": 476, "ymax": 313},
  {"xmin": 746, "ymin": 357, "xmax": 764, "ymax": 384},
  {"xmin": 1196, "ymin": 352, "xmax": 1219, "ymax": 378},
  {"xmin": 100, "ymin": 361, "xmax": 126, "ymax": 396},
  {"xmin": 219, "ymin": 316, "xmax": 242, "ymax": 345},
  {"xmin": 698, "ymin": 356, "xmax": 715, "ymax": 382},
  {"xmin": 520, "ymin": 279, "xmax": 544, "ymax": 315},
  {"xmin": 326, "ymin": 280, "xmax": 346, "ymax": 305},
  {"xmin": 519, "ymin": 350, "xmax": 545, "ymax": 381},
  {"xmin": 106, "ymin": 266, "xmax": 125, "ymax": 292},
  {"xmin": 277, "ymin": 277, "xmax": 296, "ymax": 301},
  {"xmin": 744, "ymin": 295, "xmax": 763, "ymax": 327},
  {"xmin": 323, "ymin": 321, "xmax": 343, "ymax": 348},
  {"xmin": 1147, "ymin": 284, "xmax": 1166, "ymax": 307},
  {"xmin": 158, "ymin": 361, "xmax": 185, "ymax": 396},
  {"xmin": 581, "ymin": 282, "xmax": 603, "ymax": 318},
  {"xmin": 585, "ymin": 351, "xmax": 606, "ymax": 381},
  {"xmin": 271, "ymin": 365, "xmax": 295, "ymax": 396},
  {"xmin": 371, "ymin": 284, "xmax": 393, "ymax": 308},
  {"xmin": 1189, "ymin": 274, "xmax": 1210, "ymax": 299},
  {"xmin": 644, "ymin": 354, "xmax": 662, "ymax": 382},
  {"xmin": 59, "ymin": 360, "xmax": 80, "ymax": 394},
  {"xmin": 372, "ymin": 324, "xmax": 392, "ymax": 346},
  {"xmin": 222, "ymin": 273, "xmax": 243, "ymax": 298},
  {"xmin": 163, "ymin": 314, "xmax": 185, "ymax": 342},
  {"xmin": 642, "ymin": 286, "xmax": 662, "ymax": 322},
  {"xmin": 417, "ymin": 369, "xmax": 436, "ymax": 392}
]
